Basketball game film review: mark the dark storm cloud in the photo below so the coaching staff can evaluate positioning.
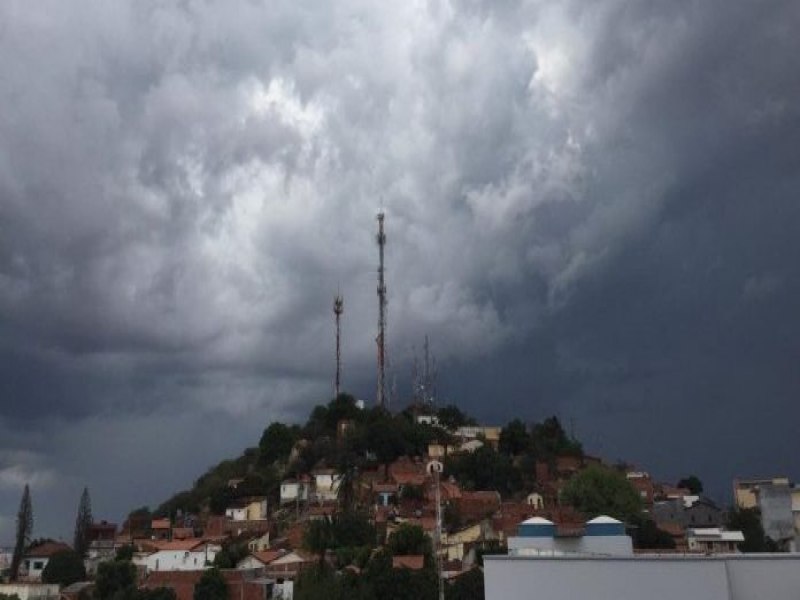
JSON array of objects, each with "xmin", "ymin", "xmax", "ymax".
[{"xmin": 0, "ymin": 0, "xmax": 799, "ymax": 539}]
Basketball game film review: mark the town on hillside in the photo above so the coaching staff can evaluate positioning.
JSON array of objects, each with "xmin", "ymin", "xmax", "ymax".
[{"xmin": 1, "ymin": 394, "xmax": 799, "ymax": 600}]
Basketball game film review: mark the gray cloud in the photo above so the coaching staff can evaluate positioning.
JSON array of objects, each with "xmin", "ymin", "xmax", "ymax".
[{"xmin": 0, "ymin": 0, "xmax": 799, "ymax": 540}]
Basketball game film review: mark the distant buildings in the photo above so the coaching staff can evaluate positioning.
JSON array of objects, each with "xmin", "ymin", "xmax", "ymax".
[{"xmin": 734, "ymin": 476, "xmax": 800, "ymax": 551}]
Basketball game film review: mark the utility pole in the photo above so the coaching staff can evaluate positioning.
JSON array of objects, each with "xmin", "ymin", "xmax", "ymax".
[
  {"xmin": 427, "ymin": 460, "xmax": 445, "ymax": 600},
  {"xmin": 376, "ymin": 211, "xmax": 387, "ymax": 408},
  {"xmin": 333, "ymin": 293, "xmax": 343, "ymax": 397}
]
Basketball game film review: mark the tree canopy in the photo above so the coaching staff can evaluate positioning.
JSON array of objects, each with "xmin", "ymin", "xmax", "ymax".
[
  {"xmin": 41, "ymin": 549, "xmax": 86, "ymax": 587},
  {"xmin": 560, "ymin": 465, "xmax": 643, "ymax": 523},
  {"xmin": 73, "ymin": 487, "xmax": 93, "ymax": 558},
  {"xmin": 193, "ymin": 568, "xmax": 228, "ymax": 600},
  {"xmin": 676, "ymin": 476, "xmax": 703, "ymax": 495},
  {"xmin": 95, "ymin": 560, "xmax": 137, "ymax": 600},
  {"xmin": 10, "ymin": 484, "xmax": 33, "ymax": 582}
]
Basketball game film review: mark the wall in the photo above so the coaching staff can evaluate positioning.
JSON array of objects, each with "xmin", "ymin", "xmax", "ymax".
[
  {"xmin": 0, "ymin": 584, "xmax": 60, "ymax": 600},
  {"xmin": 507, "ymin": 535, "xmax": 633, "ymax": 557},
  {"xmin": 484, "ymin": 554, "xmax": 800, "ymax": 600}
]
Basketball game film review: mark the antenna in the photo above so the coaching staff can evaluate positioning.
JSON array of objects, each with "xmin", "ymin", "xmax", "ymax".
[
  {"xmin": 376, "ymin": 211, "xmax": 387, "ymax": 408},
  {"xmin": 333, "ymin": 292, "xmax": 344, "ymax": 398}
]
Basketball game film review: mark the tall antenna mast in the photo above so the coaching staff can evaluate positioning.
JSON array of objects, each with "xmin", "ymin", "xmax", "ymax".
[
  {"xmin": 376, "ymin": 211, "xmax": 387, "ymax": 408},
  {"xmin": 333, "ymin": 292, "xmax": 344, "ymax": 397}
]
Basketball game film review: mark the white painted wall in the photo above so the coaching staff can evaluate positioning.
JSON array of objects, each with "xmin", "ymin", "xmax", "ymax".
[
  {"xmin": 135, "ymin": 549, "xmax": 216, "ymax": 572},
  {"xmin": 484, "ymin": 554, "xmax": 800, "ymax": 600},
  {"xmin": 0, "ymin": 584, "xmax": 60, "ymax": 600}
]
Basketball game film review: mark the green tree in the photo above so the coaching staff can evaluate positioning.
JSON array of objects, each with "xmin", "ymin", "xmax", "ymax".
[
  {"xmin": 676, "ymin": 476, "xmax": 703, "ymax": 495},
  {"xmin": 726, "ymin": 507, "xmax": 781, "ymax": 552},
  {"xmin": 73, "ymin": 487, "xmax": 93, "ymax": 558},
  {"xmin": 10, "ymin": 484, "xmax": 33, "ymax": 582},
  {"xmin": 630, "ymin": 518, "xmax": 676, "ymax": 550},
  {"xmin": 499, "ymin": 419, "xmax": 530, "ymax": 456},
  {"xmin": 194, "ymin": 568, "xmax": 228, "ymax": 600},
  {"xmin": 115, "ymin": 545, "xmax": 134, "ymax": 561},
  {"xmin": 259, "ymin": 422, "xmax": 298, "ymax": 465},
  {"xmin": 445, "ymin": 447, "xmax": 521, "ymax": 497},
  {"xmin": 41, "ymin": 549, "xmax": 86, "ymax": 587},
  {"xmin": 530, "ymin": 417, "xmax": 582, "ymax": 458},
  {"xmin": 436, "ymin": 406, "xmax": 475, "ymax": 431},
  {"xmin": 445, "ymin": 567, "xmax": 484, "ymax": 600},
  {"xmin": 387, "ymin": 524, "xmax": 431, "ymax": 557},
  {"xmin": 304, "ymin": 518, "xmax": 334, "ymax": 567},
  {"xmin": 95, "ymin": 560, "xmax": 137, "ymax": 600},
  {"xmin": 560, "ymin": 465, "xmax": 643, "ymax": 523},
  {"xmin": 213, "ymin": 541, "xmax": 248, "ymax": 569}
]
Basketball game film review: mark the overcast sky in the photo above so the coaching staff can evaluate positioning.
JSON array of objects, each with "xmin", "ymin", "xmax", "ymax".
[{"xmin": 1, "ymin": 0, "xmax": 799, "ymax": 543}]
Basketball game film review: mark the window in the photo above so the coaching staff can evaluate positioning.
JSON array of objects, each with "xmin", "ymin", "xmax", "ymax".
[{"xmin": 33, "ymin": 561, "xmax": 44, "ymax": 570}]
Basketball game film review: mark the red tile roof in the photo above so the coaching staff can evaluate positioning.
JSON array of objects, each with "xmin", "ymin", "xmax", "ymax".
[
  {"xmin": 393, "ymin": 555, "xmax": 425, "ymax": 570},
  {"xmin": 25, "ymin": 541, "xmax": 72, "ymax": 558},
  {"xmin": 250, "ymin": 550, "xmax": 285, "ymax": 565}
]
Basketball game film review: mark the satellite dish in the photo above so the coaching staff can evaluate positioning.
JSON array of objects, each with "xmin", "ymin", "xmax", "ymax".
[{"xmin": 426, "ymin": 460, "xmax": 444, "ymax": 475}]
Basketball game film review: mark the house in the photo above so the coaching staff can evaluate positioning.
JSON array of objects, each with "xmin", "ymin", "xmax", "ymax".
[
  {"xmin": 454, "ymin": 426, "xmax": 501, "ymax": 448},
  {"xmin": 686, "ymin": 528, "xmax": 744, "ymax": 554},
  {"xmin": 626, "ymin": 471, "xmax": 655, "ymax": 505},
  {"xmin": 427, "ymin": 443, "xmax": 458, "ymax": 459},
  {"xmin": 22, "ymin": 541, "xmax": 72, "ymax": 581},
  {"xmin": 280, "ymin": 478, "xmax": 310, "ymax": 504},
  {"xmin": 134, "ymin": 540, "xmax": 219, "ymax": 573},
  {"xmin": 151, "ymin": 519, "xmax": 171, "ymax": 540},
  {"xmin": 373, "ymin": 482, "xmax": 399, "ymax": 507},
  {"xmin": 312, "ymin": 469, "xmax": 341, "ymax": 502},
  {"xmin": 441, "ymin": 521, "xmax": 495, "ymax": 561},
  {"xmin": 225, "ymin": 497, "xmax": 268, "ymax": 522},
  {"xmin": 733, "ymin": 477, "xmax": 791, "ymax": 510},
  {"xmin": 236, "ymin": 550, "xmax": 286, "ymax": 570},
  {"xmin": 247, "ymin": 531, "xmax": 271, "ymax": 553},
  {"xmin": 454, "ymin": 491, "xmax": 502, "ymax": 522},
  {"xmin": 262, "ymin": 550, "xmax": 315, "ymax": 579},
  {"xmin": 733, "ymin": 477, "xmax": 798, "ymax": 550},
  {"xmin": 87, "ymin": 521, "xmax": 117, "ymax": 543}
]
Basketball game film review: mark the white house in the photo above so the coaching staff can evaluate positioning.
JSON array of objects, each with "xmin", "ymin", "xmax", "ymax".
[
  {"xmin": 687, "ymin": 528, "xmax": 744, "ymax": 554},
  {"xmin": 236, "ymin": 550, "xmax": 286, "ymax": 570},
  {"xmin": 134, "ymin": 540, "xmax": 219, "ymax": 573},
  {"xmin": 280, "ymin": 480, "xmax": 310, "ymax": 504},
  {"xmin": 22, "ymin": 541, "xmax": 71, "ymax": 581},
  {"xmin": 225, "ymin": 497, "xmax": 268, "ymax": 521},
  {"xmin": 248, "ymin": 531, "xmax": 271, "ymax": 553},
  {"xmin": 312, "ymin": 469, "xmax": 341, "ymax": 502}
]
